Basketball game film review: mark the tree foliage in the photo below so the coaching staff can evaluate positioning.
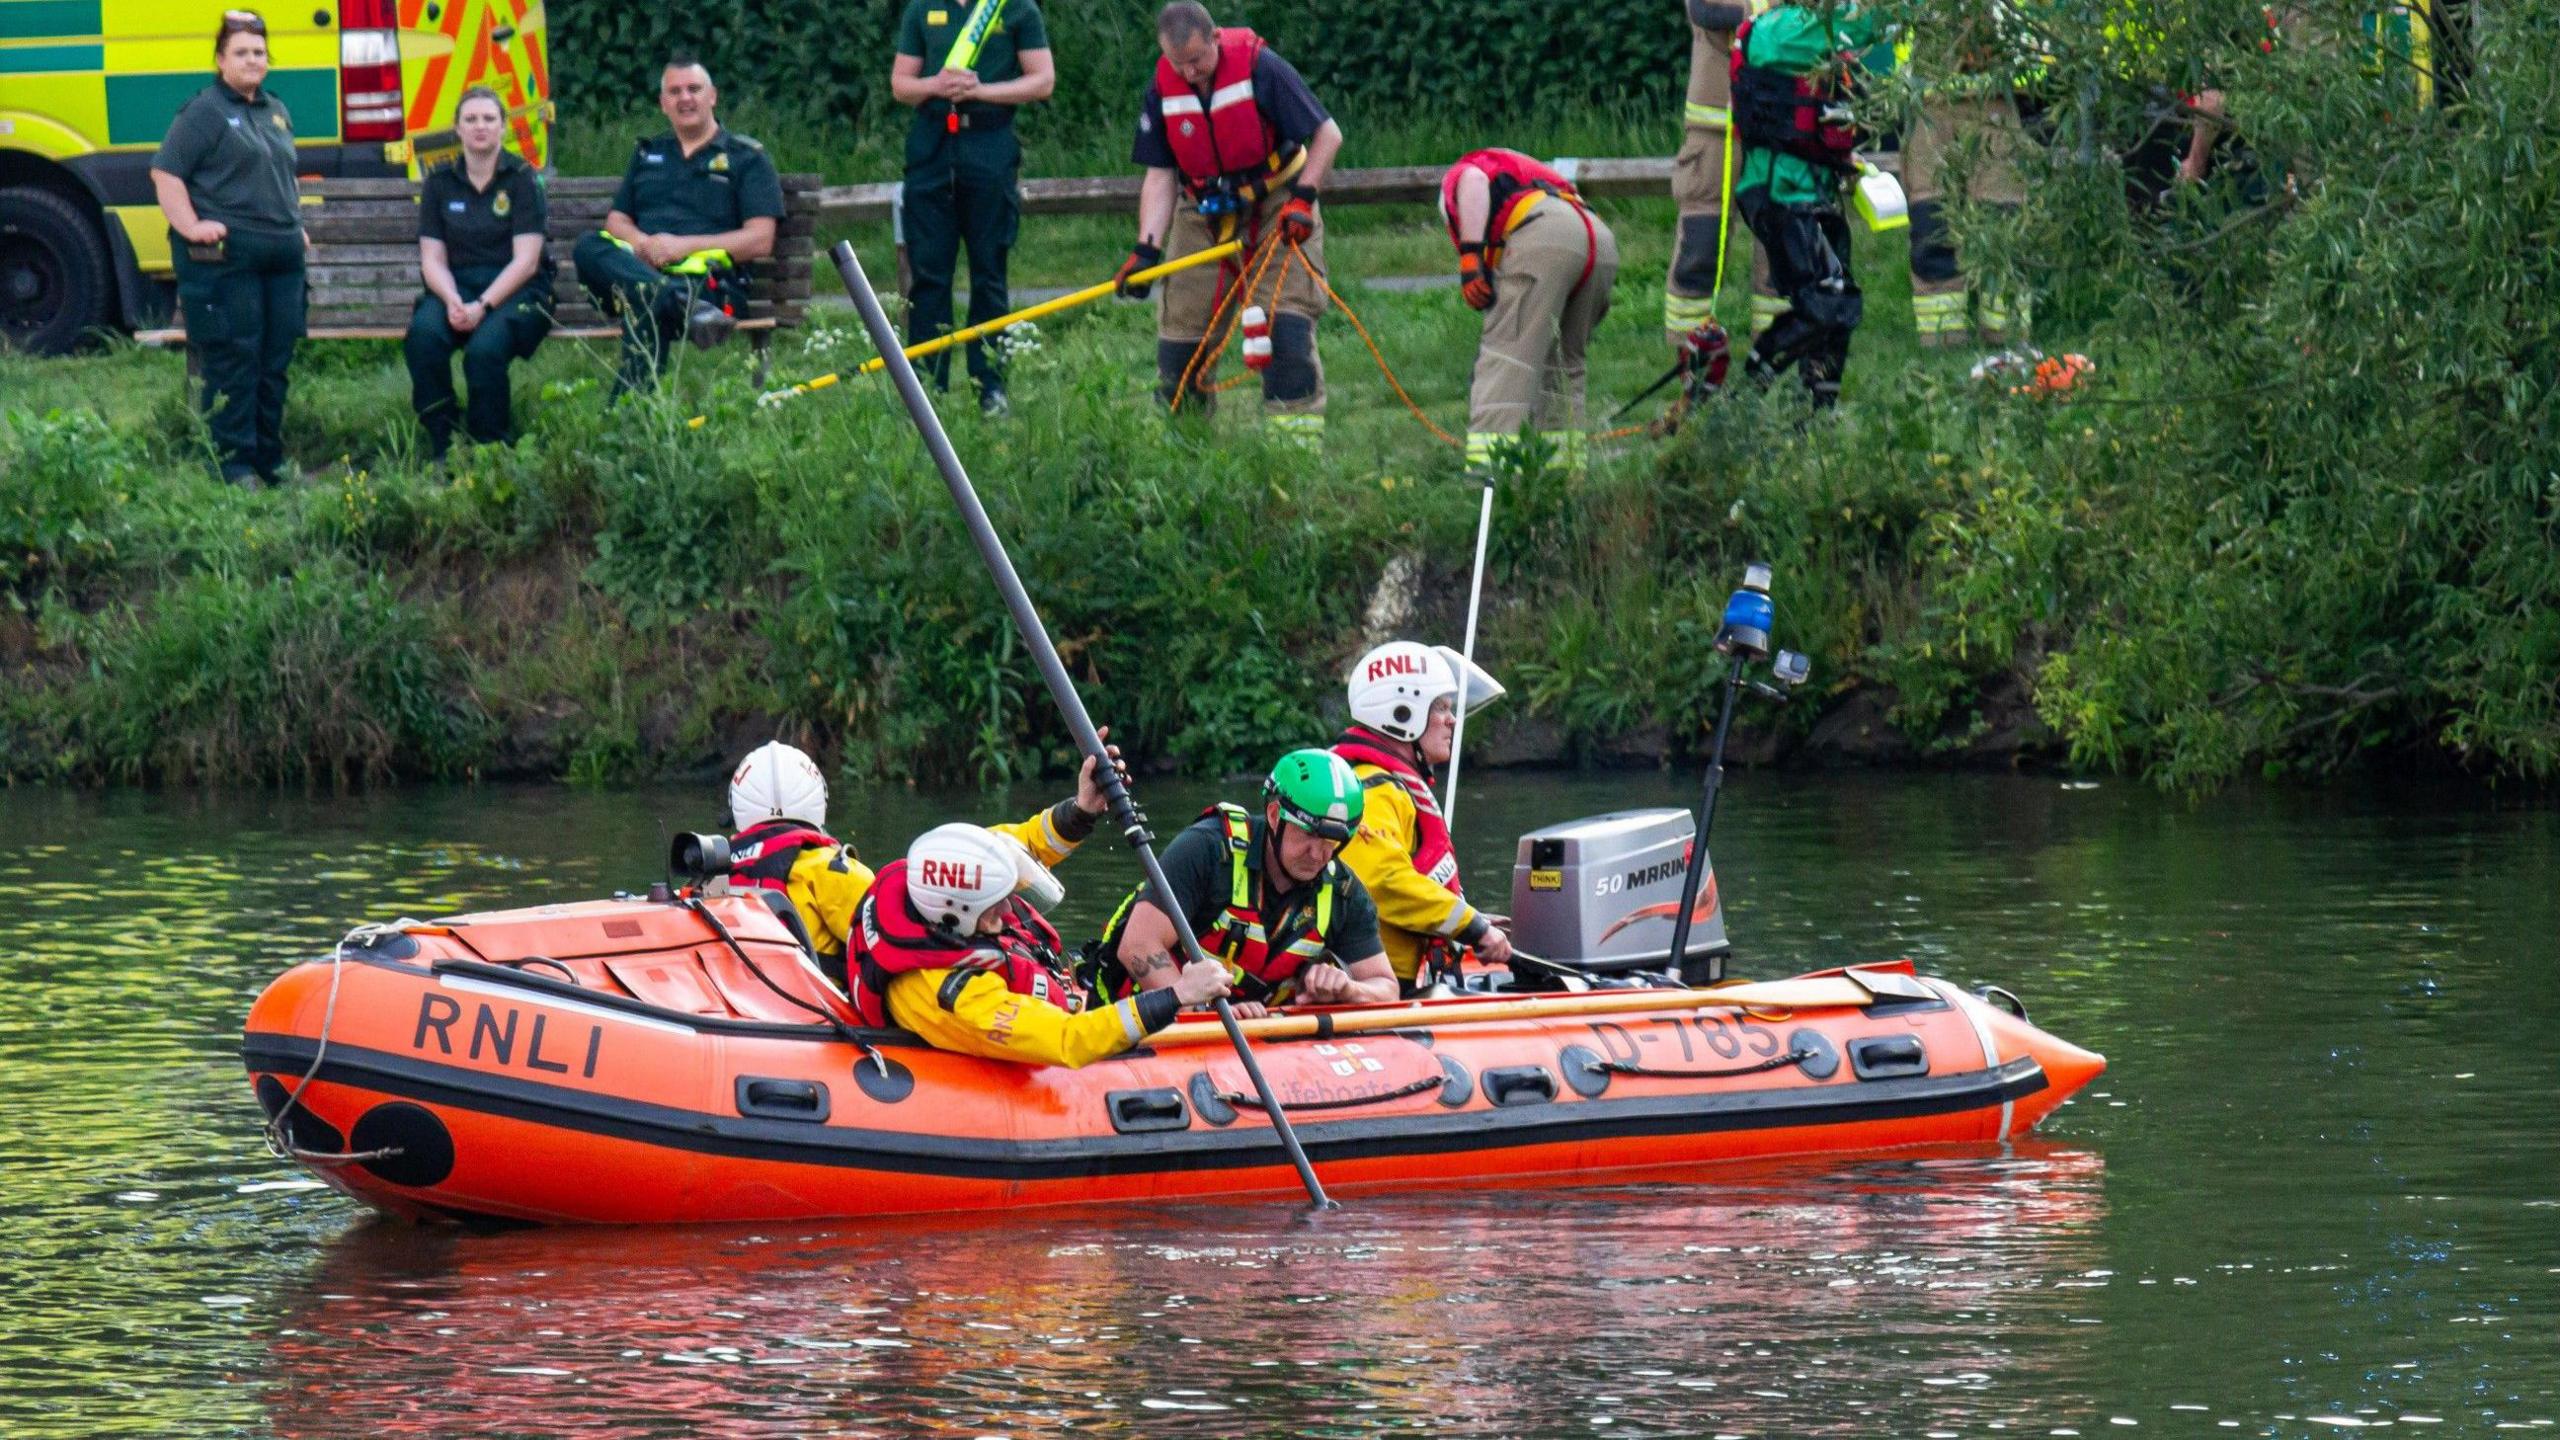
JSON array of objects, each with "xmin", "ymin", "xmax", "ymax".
[
  {"xmin": 1843, "ymin": 0, "xmax": 2560, "ymax": 785},
  {"xmin": 544, "ymin": 0, "xmax": 1682, "ymax": 153}
]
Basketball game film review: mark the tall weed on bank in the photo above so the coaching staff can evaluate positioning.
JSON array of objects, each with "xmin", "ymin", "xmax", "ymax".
[{"xmin": 43, "ymin": 562, "xmax": 489, "ymax": 786}]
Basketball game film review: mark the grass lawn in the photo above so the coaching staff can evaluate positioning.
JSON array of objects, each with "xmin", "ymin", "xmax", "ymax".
[{"xmin": 5, "ymin": 186, "xmax": 1927, "ymax": 487}]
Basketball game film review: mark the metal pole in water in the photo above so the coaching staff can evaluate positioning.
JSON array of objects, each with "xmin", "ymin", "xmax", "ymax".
[{"xmin": 827, "ymin": 240, "xmax": 1336, "ymax": 1211}]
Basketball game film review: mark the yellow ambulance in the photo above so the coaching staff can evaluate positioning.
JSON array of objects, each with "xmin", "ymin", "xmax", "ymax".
[{"xmin": 0, "ymin": 0, "xmax": 550, "ymax": 354}]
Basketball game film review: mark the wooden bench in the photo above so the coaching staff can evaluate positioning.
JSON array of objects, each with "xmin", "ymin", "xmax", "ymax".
[{"xmin": 138, "ymin": 173, "xmax": 822, "ymax": 383}]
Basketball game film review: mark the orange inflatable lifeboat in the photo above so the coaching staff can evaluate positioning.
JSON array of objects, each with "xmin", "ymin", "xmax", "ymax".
[{"xmin": 241, "ymin": 893, "xmax": 2105, "ymax": 1225}]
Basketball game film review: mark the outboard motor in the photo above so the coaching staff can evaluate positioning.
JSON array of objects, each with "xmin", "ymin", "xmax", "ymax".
[{"xmin": 1507, "ymin": 809, "xmax": 1726, "ymax": 982}]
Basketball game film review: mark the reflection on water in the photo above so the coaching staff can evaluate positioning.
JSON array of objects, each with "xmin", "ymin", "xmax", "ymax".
[
  {"xmin": 2, "ymin": 773, "xmax": 2555, "ymax": 1435},
  {"xmin": 266, "ymin": 1149, "xmax": 2104, "ymax": 1439}
]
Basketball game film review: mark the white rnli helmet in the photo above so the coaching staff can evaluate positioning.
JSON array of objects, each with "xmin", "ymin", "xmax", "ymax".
[
  {"xmin": 729, "ymin": 740, "xmax": 828, "ymax": 833},
  {"xmin": 1347, "ymin": 641, "xmax": 1507, "ymax": 743},
  {"xmin": 906, "ymin": 823, "xmax": 1065, "ymax": 935}
]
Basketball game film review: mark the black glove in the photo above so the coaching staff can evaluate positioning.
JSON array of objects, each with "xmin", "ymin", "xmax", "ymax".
[{"xmin": 1114, "ymin": 243, "xmax": 1165, "ymax": 299}]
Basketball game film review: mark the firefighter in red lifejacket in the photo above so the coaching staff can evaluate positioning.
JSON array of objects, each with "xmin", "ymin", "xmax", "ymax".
[
  {"xmin": 849, "ymin": 823, "xmax": 1234, "ymax": 1067},
  {"xmin": 723, "ymin": 735, "xmax": 1126, "ymax": 987},
  {"xmin": 1442, "ymin": 149, "xmax": 1622, "ymax": 473},
  {"xmin": 1110, "ymin": 2, "xmax": 1342, "ymax": 445},
  {"xmin": 1335, "ymin": 641, "xmax": 1517, "ymax": 993},
  {"xmin": 1082, "ymin": 749, "xmax": 1399, "ymax": 1017}
]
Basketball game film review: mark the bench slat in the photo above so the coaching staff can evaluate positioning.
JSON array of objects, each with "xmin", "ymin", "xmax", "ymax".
[
  {"xmin": 293, "ymin": 303, "xmax": 783, "ymax": 326},
  {"xmin": 310, "ymin": 173, "xmax": 818, "ymax": 199},
  {"xmin": 308, "ymin": 215, "xmax": 815, "ymax": 245},
  {"xmin": 301, "ymin": 257, "xmax": 810, "ymax": 285},
  {"xmin": 150, "ymin": 176, "xmax": 817, "ymax": 348}
]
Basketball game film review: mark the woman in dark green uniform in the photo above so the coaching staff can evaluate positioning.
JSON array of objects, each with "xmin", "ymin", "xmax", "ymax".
[
  {"xmin": 405, "ymin": 86, "xmax": 553, "ymax": 459},
  {"xmin": 149, "ymin": 10, "xmax": 306, "ymax": 487}
]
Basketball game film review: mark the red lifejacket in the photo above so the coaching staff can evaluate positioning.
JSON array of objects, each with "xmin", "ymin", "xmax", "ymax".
[
  {"xmin": 728, "ymin": 819, "xmax": 841, "ymax": 895},
  {"xmin": 1729, "ymin": 15, "xmax": 1861, "ymax": 173},
  {"xmin": 1154, "ymin": 27, "xmax": 1285, "ymax": 194},
  {"xmin": 1333, "ymin": 728, "xmax": 1463, "ymax": 895},
  {"xmin": 1091, "ymin": 803, "xmax": 1348, "ymax": 1005},
  {"xmin": 1191, "ymin": 803, "xmax": 1347, "ymax": 1003},
  {"xmin": 847, "ymin": 858, "xmax": 1084, "ymax": 1030},
  {"xmin": 1440, "ymin": 148, "xmax": 1583, "ymax": 250}
]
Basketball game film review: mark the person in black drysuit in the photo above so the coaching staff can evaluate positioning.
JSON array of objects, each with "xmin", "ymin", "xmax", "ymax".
[{"xmin": 1729, "ymin": 1, "xmax": 1879, "ymax": 408}]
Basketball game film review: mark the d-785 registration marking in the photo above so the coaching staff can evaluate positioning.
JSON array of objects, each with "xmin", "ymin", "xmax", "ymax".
[{"xmin": 1585, "ymin": 1014, "xmax": 1784, "ymax": 1066}]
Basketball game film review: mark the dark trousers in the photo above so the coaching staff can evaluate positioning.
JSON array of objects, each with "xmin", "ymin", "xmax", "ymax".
[
  {"xmin": 173, "ymin": 226, "xmax": 305, "ymax": 476},
  {"xmin": 902, "ymin": 123, "xmax": 1021, "ymax": 395},
  {"xmin": 404, "ymin": 266, "xmax": 552, "ymax": 455},
  {"xmin": 570, "ymin": 233, "xmax": 741, "ymax": 397},
  {"xmin": 1737, "ymin": 187, "xmax": 1861, "ymax": 406}
]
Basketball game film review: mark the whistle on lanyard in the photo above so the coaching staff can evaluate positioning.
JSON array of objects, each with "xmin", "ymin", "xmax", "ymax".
[{"xmin": 940, "ymin": 0, "xmax": 1010, "ymax": 134}]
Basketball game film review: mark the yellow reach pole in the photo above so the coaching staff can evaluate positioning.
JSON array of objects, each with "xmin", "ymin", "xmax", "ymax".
[
  {"xmin": 685, "ymin": 240, "xmax": 1243, "ymax": 429},
  {"xmin": 1146, "ymin": 975, "xmax": 1877, "ymax": 1048}
]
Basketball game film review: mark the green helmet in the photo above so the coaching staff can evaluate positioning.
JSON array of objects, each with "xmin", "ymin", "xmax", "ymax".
[{"xmin": 1264, "ymin": 748, "xmax": 1364, "ymax": 842}]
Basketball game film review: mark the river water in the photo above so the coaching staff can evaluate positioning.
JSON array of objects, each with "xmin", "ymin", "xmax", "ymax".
[{"xmin": 1, "ymin": 771, "xmax": 2552, "ymax": 1436}]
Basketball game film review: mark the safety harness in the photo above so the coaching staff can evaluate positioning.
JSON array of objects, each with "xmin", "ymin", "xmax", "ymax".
[
  {"xmin": 1439, "ymin": 148, "xmax": 1599, "ymax": 295},
  {"xmin": 1094, "ymin": 804, "xmax": 1344, "ymax": 1005},
  {"xmin": 726, "ymin": 819, "xmax": 842, "ymax": 896},
  {"xmin": 1730, "ymin": 15, "xmax": 1863, "ymax": 172},
  {"xmin": 1334, "ymin": 728, "xmax": 1473, "ymax": 985},
  {"xmin": 1155, "ymin": 26, "xmax": 1312, "ymax": 313},
  {"xmin": 1332, "ymin": 729, "xmax": 1464, "ymax": 895}
]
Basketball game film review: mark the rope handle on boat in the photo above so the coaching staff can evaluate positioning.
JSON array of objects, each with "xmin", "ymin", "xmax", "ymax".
[
  {"xmin": 509, "ymin": 955, "xmax": 578, "ymax": 982},
  {"xmin": 1593, "ymin": 1046, "xmax": 1819, "ymax": 1080},
  {"xmin": 260, "ymin": 920, "xmax": 424, "ymax": 1166},
  {"xmin": 273, "ymin": 1140, "xmax": 406, "ymax": 1166},
  {"xmin": 1216, "ymin": 1072, "xmax": 1448, "ymax": 1112}
]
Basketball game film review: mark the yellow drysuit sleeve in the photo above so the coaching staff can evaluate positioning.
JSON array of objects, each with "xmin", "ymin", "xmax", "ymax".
[
  {"xmin": 1340, "ymin": 777, "xmax": 1480, "ymax": 940},
  {"xmin": 787, "ymin": 845, "xmax": 877, "ymax": 961},
  {"xmin": 885, "ymin": 966, "xmax": 1175, "ymax": 1069}
]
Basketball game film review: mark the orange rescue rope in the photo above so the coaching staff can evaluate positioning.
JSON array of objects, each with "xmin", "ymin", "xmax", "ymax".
[
  {"xmin": 1168, "ymin": 232, "xmax": 1285, "ymax": 413},
  {"xmin": 1283, "ymin": 239, "xmax": 1464, "ymax": 449}
]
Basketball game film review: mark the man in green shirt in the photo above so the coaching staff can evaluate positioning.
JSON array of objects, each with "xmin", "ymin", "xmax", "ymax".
[
  {"xmin": 1080, "ymin": 749, "xmax": 1400, "ymax": 1017},
  {"xmin": 1731, "ymin": 0, "xmax": 1878, "ymax": 408},
  {"xmin": 891, "ymin": 0, "xmax": 1056, "ymax": 417}
]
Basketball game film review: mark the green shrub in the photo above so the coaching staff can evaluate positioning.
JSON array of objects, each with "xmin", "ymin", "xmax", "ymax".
[
  {"xmin": 543, "ymin": 0, "xmax": 1682, "ymax": 178},
  {"xmin": 0, "ymin": 409, "xmax": 138, "ymax": 598},
  {"xmin": 59, "ymin": 561, "xmax": 490, "ymax": 786},
  {"xmin": 582, "ymin": 393, "xmax": 768, "ymax": 625}
]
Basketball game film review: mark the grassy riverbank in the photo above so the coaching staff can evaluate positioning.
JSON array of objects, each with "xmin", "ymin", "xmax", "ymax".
[
  {"xmin": 4, "ymin": 199, "xmax": 1937, "ymax": 788},
  {"xmin": 9, "ymin": 19, "xmax": 2559, "ymax": 793}
]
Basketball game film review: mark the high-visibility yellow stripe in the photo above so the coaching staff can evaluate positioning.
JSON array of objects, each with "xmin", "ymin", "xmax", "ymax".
[
  {"xmin": 1538, "ymin": 431, "xmax": 1588, "ymax": 474},
  {"xmin": 1913, "ymin": 291, "xmax": 1968, "ymax": 335},
  {"xmin": 1663, "ymin": 291, "xmax": 1715, "ymax": 330},
  {"xmin": 1683, "ymin": 102, "xmax": 1730, "ymax": 128},
  {"xmin": 1266, "ymin": 413, "xmax": 1325, "ymax": 449}
]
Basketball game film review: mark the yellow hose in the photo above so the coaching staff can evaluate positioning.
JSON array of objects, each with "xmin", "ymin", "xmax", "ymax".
[{"xmin": 685, "ymin": 241, "xmax": 1245, "ymax": 429}]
